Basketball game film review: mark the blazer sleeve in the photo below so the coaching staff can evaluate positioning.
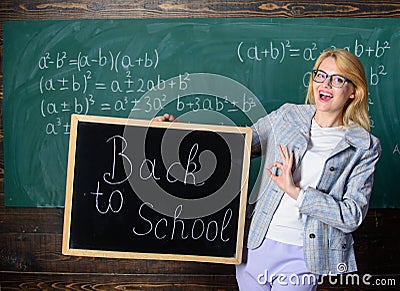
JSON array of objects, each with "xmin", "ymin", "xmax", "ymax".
[
  {"xmin": 298, "ymin": 136, "xmax": 382, "ymax": 233},
  {"xmin": 250, "ymin": 103, "xmax": 288, "ymax": 158}
]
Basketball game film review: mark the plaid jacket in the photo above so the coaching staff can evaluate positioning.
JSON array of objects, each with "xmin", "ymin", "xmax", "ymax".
[{"xmin": 247, "ymin": 103, "xmax": 381, "ymax": 275}]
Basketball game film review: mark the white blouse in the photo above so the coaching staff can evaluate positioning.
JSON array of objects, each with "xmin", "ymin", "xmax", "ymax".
[{"xmin": 266, "ymin": 119, "xmax": 345, "ymax": 246}]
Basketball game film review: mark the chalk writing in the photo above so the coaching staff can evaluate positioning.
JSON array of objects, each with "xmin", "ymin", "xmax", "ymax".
[
  {"xmin": 89, "ymin": 133, "xmax": 207, "ymax": 217},
  {"xmin": 34, "ymin": 36, "xmax": 393, "ymax": 137},
  {"xmin": 38, "ymin": 48, "xmax": 159, "ymax": 72},
  {"xmin": 90, "ymin": 181, "xmax": 124, "ymax": 215},
  {"xmin": 394, "ymin": 144, "xmax": 400, "ymax": 156},
  {"xmin": 237, "ymin": 40, "xmax": 391, "ymax": 64},
  {"xmin": 132, "ymin": 202, "xmax": 232, "ymax": 242}
]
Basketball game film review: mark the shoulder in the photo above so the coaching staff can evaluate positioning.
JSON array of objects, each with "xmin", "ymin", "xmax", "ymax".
[
  {"xmin": 369, "ymin": 132, "xmax": 382, "ymax": 154},
  {"xmin": 277, "ymin": 103, "xmax": 315, "ymax": 115},
  {"xmin": 277, "ymin": 103, "xmax": 315, "ymax": 124},
  {"xmin": 278, "ymin": 103, "xmax": 314, "ymax": 112},
  {"xmin": 253, "ymin": 103, "xmax": 315, "ymax": 128},
  {"xmin": 345, "ymin": 124, "xmax": 381, "ymax": 154},
  {"xmin": 255, "ymin": 102, "xmax": 315, "ymax": 117}
]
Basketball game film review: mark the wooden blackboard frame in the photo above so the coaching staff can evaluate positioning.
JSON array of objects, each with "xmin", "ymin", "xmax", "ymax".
[{"xmin": 62, "ymin": 114, "xmax": 252, "ymax": 264}]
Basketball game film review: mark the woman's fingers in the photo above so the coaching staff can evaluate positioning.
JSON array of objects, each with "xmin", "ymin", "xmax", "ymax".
[
  {"xmin": 266, "ymin": 145, "xmax": 299, "ymax": 199},
  {"xmin": 267, "ymin": 145, "xmax": 295, "ymax": 178},
  {"xmin": 152, "ymin": 113, "xmax": 177, "ymax": 122},
  {"xmin": 276, "ymin": 144, "xmax": 293, "ymax": 170},
  {"xmin": 278, "ymin": 144, "xmax": 284, "ymax": 160},
  {"xmin": 266, "ymin": 162, "xmax": 279, "ymax": 180},
  {"xmin": 268, "ymin": 161, "xmax": 283, "ymax": 171},
  {"xmin": 278, "ymin": 144, "xmax": 291, "ymax": 163}
]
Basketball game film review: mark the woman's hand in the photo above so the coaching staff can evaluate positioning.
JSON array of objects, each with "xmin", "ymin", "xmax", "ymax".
[
  {"xmin": 152, "ymin": 113, "xmax": 177, "ymax": 122},
  {"xmin": 266, "ymin": 144, "xmax": 300, "ymax": 199}
]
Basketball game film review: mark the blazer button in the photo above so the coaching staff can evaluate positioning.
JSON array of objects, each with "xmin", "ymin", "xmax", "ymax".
[
  {"xmin": 342, "ymin": 243, "xmax": 347, "ymax": 249},
  {"xmin": 329, "ymin": 166, "xmax": 335, "ymax": 171},
  {"xmin": 309, "ymin": 233, "xmax": 316, "ymax": 239}
]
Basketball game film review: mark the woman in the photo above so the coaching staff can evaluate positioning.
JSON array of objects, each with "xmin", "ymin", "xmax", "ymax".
[
  {"xmin": 236, "ymin": 48, "xmax": 381, "ymax": 290},
  {"xmin": 155, "ymin": 48, "xmax": 381, "ymax": 290}
]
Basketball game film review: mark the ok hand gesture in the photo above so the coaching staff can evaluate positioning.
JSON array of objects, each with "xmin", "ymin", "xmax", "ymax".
[{"xmin": 266, "ymin": 145, "xmax": 301, "ymax": 200}]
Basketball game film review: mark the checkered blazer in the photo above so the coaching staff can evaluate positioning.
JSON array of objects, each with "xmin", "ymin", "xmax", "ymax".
[{"xmin": 247, "ymin": 103, "xmax": 381, "ymax": 275}]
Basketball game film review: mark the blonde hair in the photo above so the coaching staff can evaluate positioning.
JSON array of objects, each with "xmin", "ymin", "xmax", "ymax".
[{"xmin": 305, "ymin": 48, "xmax": 370, "ymax": 131}]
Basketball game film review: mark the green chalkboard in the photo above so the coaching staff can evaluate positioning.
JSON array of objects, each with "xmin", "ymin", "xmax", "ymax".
[{"xmin": 3, "ymin": 18, "xmax": 400, "ymax": 207}]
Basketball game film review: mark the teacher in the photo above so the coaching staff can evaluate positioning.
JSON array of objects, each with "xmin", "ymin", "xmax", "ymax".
[
  {"xmin": 154, "ymin": 48, "xmax": 381, "ymax": 290},
  {"xmin": 236, "ymin": 48, "xmax": 381, "ymax": 290}
]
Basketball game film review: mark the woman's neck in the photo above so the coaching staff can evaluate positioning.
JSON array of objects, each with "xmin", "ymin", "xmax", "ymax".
[{"xmin": 313, "ymin": 112, "xmax": 343, "ymax": 128}]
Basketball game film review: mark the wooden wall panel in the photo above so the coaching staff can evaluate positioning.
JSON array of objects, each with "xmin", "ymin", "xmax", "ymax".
[
  {"xmin": 1, "ymin": 0, "xmax": 400, "ymax": 20},
  {"xmin": 1, "ymin": 0, "xmax": 400, "ymax": 290}
]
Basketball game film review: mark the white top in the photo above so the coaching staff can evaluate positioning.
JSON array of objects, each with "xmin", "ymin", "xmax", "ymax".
[{"xmin": 266, "ymin": 119, "xmax": 345, "ymax": 246}]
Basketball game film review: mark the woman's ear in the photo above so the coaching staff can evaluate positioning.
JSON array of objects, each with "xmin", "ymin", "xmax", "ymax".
[{"xmin": 349, "ymin": 86, "xmax": 356, "ymax": 99}]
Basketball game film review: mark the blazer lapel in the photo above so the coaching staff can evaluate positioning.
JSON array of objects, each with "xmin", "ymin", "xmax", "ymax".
[{"xmin": 282, "ymin": 105, "xmax": 315, "ymax": 168}]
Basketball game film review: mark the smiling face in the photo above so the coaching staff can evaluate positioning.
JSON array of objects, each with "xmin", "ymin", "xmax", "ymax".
[
  {"xmin": 305, "ymin": 48, "xmax": 370, "ymax": 130},
  {"xmin": 312, "ymin": 57, "xmax": 355, "ymax": 127}
]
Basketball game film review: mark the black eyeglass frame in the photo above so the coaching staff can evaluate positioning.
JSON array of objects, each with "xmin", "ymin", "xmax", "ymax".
[{"xmin": 311, "ymin": 69, "xmax": 352, "ymax": 88}]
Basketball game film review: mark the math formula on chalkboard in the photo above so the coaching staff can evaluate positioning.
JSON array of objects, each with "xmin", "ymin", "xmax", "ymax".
[{"xmin": 38, "ymin": 40, "xmax": 390, "ymax": 136}]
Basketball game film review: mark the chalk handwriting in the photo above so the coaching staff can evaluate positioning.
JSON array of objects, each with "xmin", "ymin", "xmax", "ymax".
[
  {"xmin": 132, "ymin": 202, "xmax": 232, "ymax": 242},
  {"xmin": 37, "ymin": 38, "xmax": 391, "ymax": 135}
]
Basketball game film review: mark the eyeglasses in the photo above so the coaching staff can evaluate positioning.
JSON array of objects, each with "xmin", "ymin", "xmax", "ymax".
[{"xmin": 312, "ymin": 69, "xmax": 351, "ymax": 88}]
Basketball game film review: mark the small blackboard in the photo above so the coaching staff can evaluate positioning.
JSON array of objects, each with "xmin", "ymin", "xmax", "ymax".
[{"xmin": 62, "ymin": 114, "xmax": 252, "ymax": 264}]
